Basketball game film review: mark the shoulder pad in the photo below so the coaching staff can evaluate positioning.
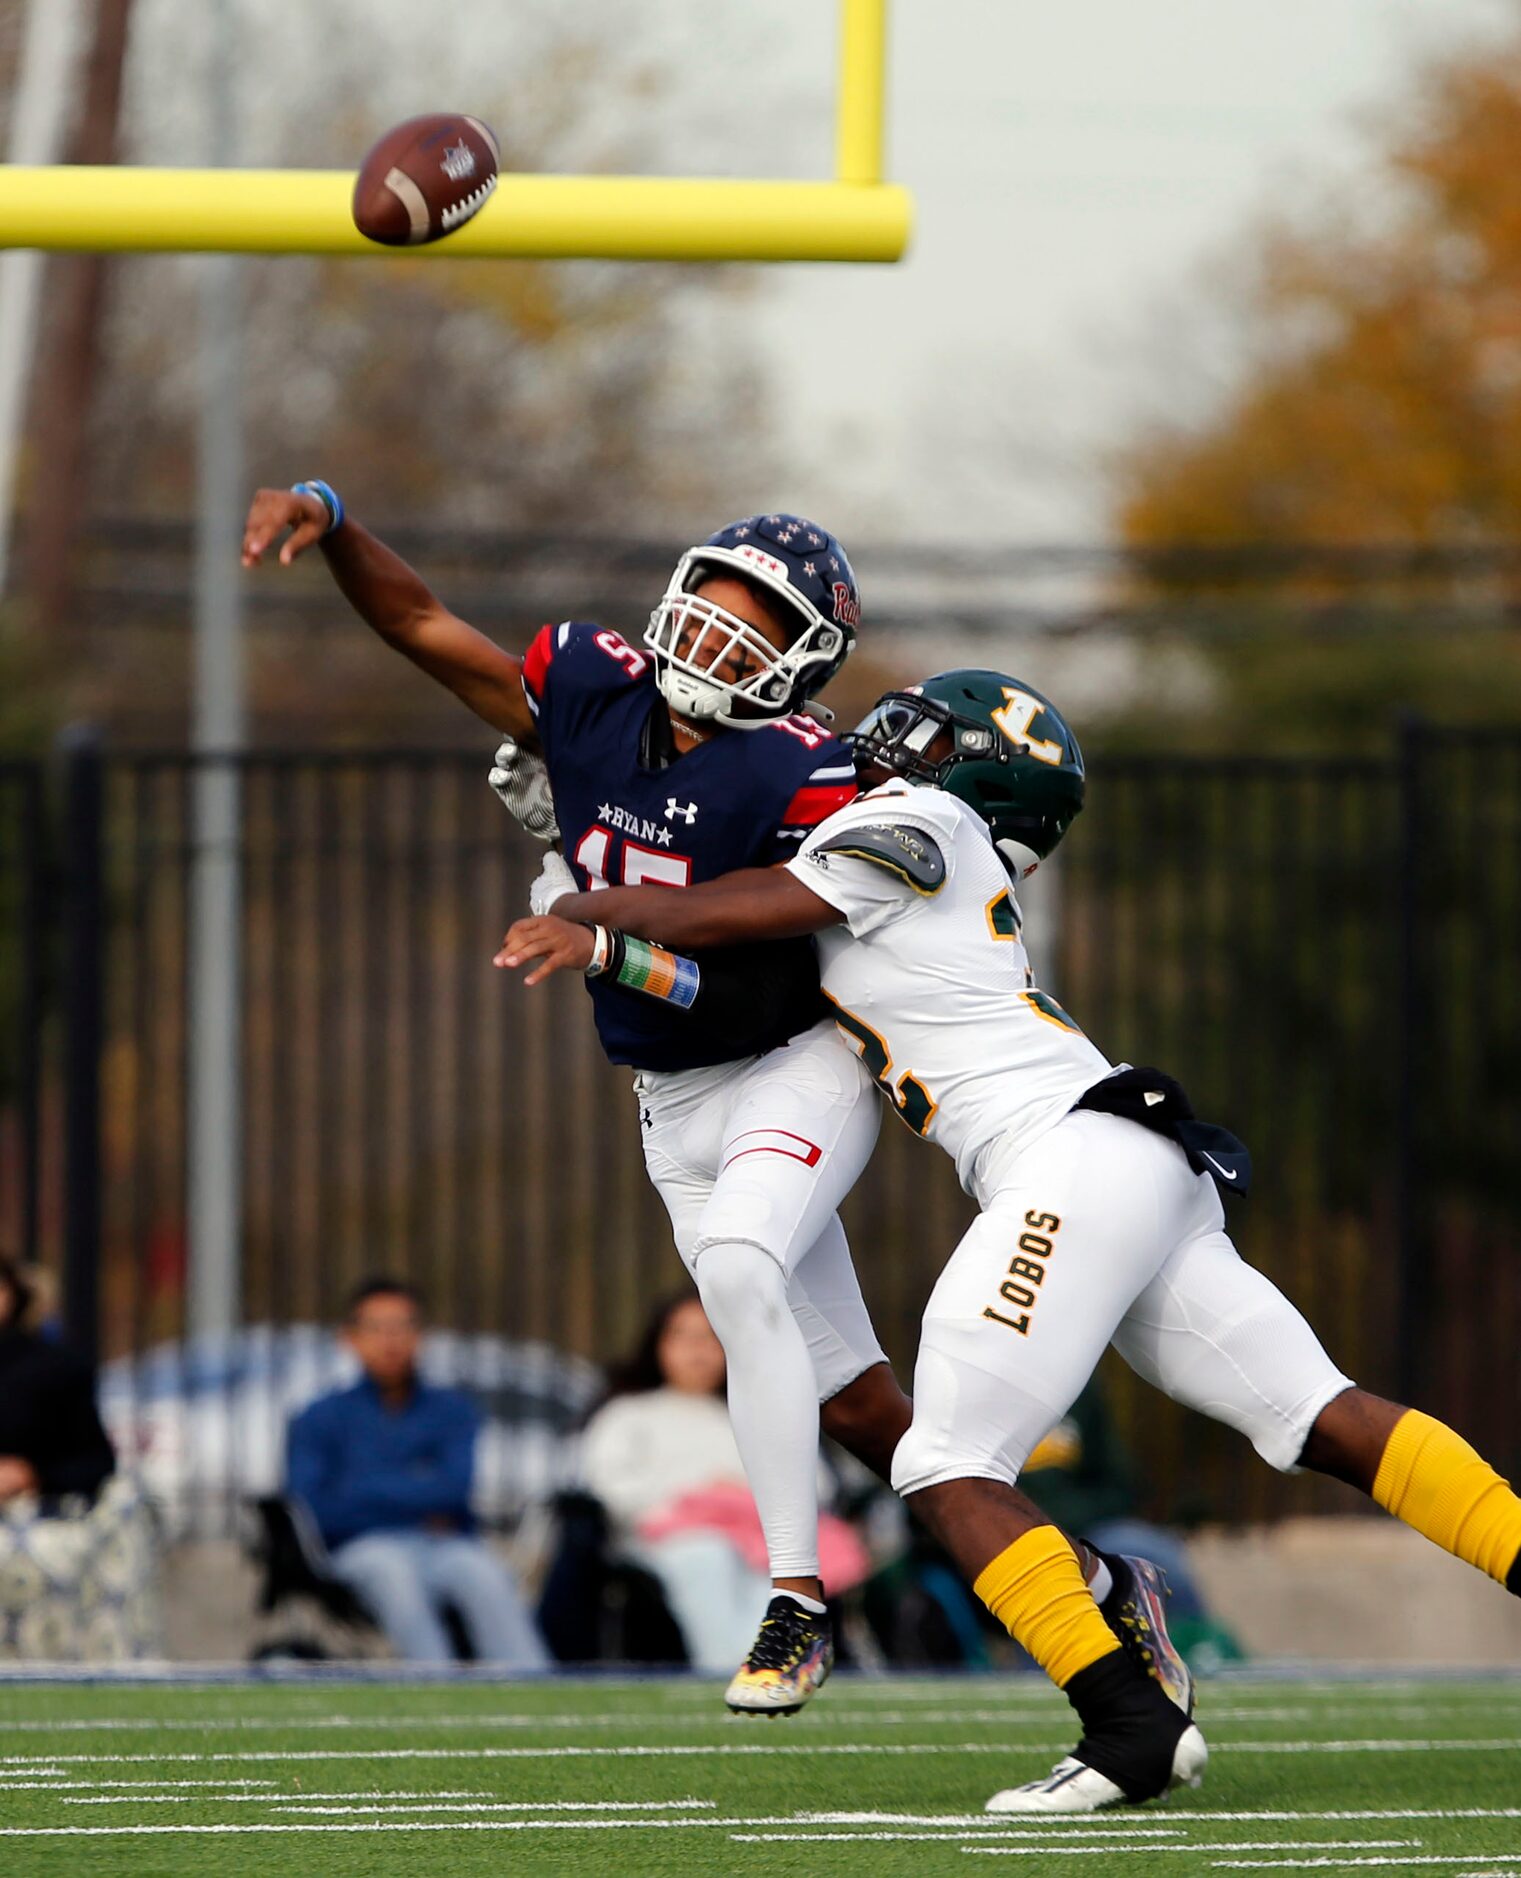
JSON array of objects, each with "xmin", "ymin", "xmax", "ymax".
[{"xmin": 814, "ymin": 820, "xmax": 946, "ymax": 894}]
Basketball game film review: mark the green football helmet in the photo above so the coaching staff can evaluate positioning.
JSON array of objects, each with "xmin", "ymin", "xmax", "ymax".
[{"xmin": 846, "ymin": 669, "xmax": 1085, "ymax": 878}]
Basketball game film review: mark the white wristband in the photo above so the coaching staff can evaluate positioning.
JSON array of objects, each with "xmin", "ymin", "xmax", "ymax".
[{"xmin": 584, "ymin": 926, "xmax": 613, "ymax": 978}]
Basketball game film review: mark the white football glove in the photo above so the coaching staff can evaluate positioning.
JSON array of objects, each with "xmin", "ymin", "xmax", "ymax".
[
  {"xmin": 488, "ymin": 736, "xmax": 560, "ymax": 843},
  {"xmin": 528, "ymin": 849, "xmax": 579, "ymax": 918}
]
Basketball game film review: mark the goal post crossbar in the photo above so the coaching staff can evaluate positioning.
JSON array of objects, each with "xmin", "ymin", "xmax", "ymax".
[{"xmin": 0, "ymin": 1, "xmax": 909, "ymax": 262}]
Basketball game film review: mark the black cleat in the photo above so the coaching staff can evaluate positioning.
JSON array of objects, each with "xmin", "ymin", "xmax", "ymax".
[
  {"xmin": 986, "ymin": 1644, "xmax": 1208, "ymax": 1814},
  {"xmin": 724, "ymin": 1596, "xmax": 834, "ymax": 1716}
]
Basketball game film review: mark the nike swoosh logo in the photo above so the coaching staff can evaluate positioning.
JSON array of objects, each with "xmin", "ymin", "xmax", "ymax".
[{"xmin": 1201, "ymin": 1153, "xmax": 1238, "ymax": 1181}]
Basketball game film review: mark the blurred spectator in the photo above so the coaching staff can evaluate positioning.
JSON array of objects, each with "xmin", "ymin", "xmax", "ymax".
[
  {"xmin": 1021, "ymin": 1376, "xmax": 1243, "ymax": 1670},
  {"xmin": 0, "ymin": 1253, "xmax": 160, "ymax": 1662},
  {"xmin": 579, "ymin": 1294, "xmax": 868, "ymax": 1672},
  {"xmin": 285, "ymin": 1277, "xmax": 547, "ymax": 1668},
  {"xmin": 0, "ymin": 1255, "xmax": 114, "ymax": 1505}
]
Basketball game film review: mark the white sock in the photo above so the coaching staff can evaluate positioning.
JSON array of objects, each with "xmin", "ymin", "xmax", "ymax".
[
  {"xmin": 1089, "ymin": 1558, "xmax": 1114, "ymax": 1605},
  {"xmin": 694, "ymin": 1239, "xmax": 820, "ymax": 1580},
  {"xmin": 776, "ymin": 1590, "xmax": 827, "ymax": 1616}
]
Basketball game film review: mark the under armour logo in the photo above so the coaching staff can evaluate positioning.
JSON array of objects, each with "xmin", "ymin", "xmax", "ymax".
[
  {"xmin": 639, "ymin": 1107, "xmax": 653, "ymax": 1131},
  {"xmin": 665, "ymin": 798, "xmax": 699, "ymax": 824}
]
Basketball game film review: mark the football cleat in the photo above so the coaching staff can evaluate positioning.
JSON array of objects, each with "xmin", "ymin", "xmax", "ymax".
[
  {"xmin": 1100, "ymin": 1552, "xmax": 1196, "ymax": 1718},
  {"xmin": 985, "ymin": 1721, "xmax": 1208, "ymax": 1815},
  {"xmin": 724, "ymin": 1595, "xmax": 834, "ymax": 1717}
]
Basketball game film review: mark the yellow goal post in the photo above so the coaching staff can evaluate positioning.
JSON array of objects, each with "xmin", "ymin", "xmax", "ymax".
[{"xmin": 0, "ymin": 0, "xmax": 910, "ymax": 263}]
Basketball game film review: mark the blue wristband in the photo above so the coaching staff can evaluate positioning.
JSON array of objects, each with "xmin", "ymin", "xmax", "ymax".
[{"xmin": 291, "ymin": 479, "xmax": 344, "ymax": 535}]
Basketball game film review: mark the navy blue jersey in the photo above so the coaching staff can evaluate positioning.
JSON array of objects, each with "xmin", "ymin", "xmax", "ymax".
[{"xmin": 522, "ymin": 619, "xmax": 858, "ymax": 1071}]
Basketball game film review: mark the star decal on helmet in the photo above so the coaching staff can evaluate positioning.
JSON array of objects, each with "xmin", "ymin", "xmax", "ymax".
[{"xmin": 641, "ymin": 513, "xmax": 860, "ymax": 729}]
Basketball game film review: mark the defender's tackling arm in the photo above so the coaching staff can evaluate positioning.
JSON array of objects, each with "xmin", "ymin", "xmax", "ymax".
[
  {"xmin": 495, "ymin": 867, "xmax": 842, "ymax": 987},
  {"xmin": 567, "ymin": 868, "xmax": 839, "ymax": 947},
  {"xmin": 241, "ymin": 486, "xmax": 536, "ymax": 740}
]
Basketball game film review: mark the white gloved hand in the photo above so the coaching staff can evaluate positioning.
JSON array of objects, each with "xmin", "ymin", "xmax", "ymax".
[
  {"xmin": 528, "ymin": 849, "xmax": 579, "ymax": 918},
  {"xmin": 488, "ymin": 736, "xmax": 560, "ymax": 843}
]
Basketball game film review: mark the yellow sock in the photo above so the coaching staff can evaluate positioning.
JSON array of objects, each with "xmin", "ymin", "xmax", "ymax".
[
  {"xmin": 1373, "ymin": 1409, "xmax": 1521, "ymax": 1586},
  {"xmin": 973, "ymin": 1525, "xmax": 1122, "ymax": 1688}
]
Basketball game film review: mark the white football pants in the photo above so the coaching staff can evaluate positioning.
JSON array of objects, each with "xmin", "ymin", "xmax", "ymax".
[
  {"xmin": 636, "ymin": 1020, "xmax": 887, "ymax": 1580},
  {"xmin": 635, "ymin": 1019, "xmax": 887, "ymax": 1400},
  {"xmin": 892, "ymin": 1109, "xmax": 1354, "ymax": 1497}
]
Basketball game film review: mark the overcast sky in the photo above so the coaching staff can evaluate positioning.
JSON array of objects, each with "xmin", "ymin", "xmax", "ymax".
[{"xmin": 616, "ymin": 0, "xmax": 1511, "ymax": 545}]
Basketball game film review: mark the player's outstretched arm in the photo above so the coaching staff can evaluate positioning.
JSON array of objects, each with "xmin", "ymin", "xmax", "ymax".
[{"xmin": 240, "ymin": 487, "xmax": 535, "ymax": 739}]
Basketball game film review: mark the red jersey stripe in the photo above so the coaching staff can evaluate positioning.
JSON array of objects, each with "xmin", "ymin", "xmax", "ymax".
[
  {"xmin": 522, "ymin": 623, "xmax": 556, "ymax": 700},
  {"xmin": 781, "ymin": 781, "xmax": 858, "ymax": 827}
]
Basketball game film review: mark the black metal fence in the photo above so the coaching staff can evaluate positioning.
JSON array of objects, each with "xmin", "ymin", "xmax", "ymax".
[{"xmin": 2, "ymin": 728, "xmax": 1518, "ymax": 1527}]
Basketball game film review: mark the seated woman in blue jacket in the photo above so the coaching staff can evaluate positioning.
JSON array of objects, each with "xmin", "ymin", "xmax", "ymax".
[{"xmin": 285, "ymin": 1277, "xmax": 547, "ymax": 1667}]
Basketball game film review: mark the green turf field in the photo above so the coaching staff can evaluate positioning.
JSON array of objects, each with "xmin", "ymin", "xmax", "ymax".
[{"xmin": 0, "ymin": 1673, "xmax": 1517, "ymax": 1876}]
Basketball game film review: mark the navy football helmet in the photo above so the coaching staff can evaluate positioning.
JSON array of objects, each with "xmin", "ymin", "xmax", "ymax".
[
  {"xmin": 644, "ymin": 514, "xmax": 860, "ymax": 730},
  {"xmin": 848, "ymin": 670, "xmax": 1085, "ymax": 880}
]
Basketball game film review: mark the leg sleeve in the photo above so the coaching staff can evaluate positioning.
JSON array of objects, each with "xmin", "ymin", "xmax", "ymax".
[
  {"xmin": 785, "ymin": 1212, "xmax": 890, "ymax": 1404},
  {"xmin": 693, "ymin": 1240, "xmax": 824, "ymax": 1579}
]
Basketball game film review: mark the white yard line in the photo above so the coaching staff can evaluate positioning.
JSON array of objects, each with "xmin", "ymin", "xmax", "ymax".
[
  {"xmin": 733, "ymin": 1829, "xmax": 1191, "ymax": 1842},
  {"xmin": 60, "ymin": 1790, "xmax": 501, "ymax": 1806},
  {"xmin": 0, "ymin": 1708, "xmax": 1061, "ymax": 1733},
  {"xmin": 1220, "ymin": 1740, "xmax": 1521, "ymax": 1754},
  {"xmin": 953, "ymin": 1848, "xmax": 1420, "ymax": 1861},
  {"xmin": 0, "ymin": 1818, "xmax": 1410, "ymax": 1841},
  {"xmin": 0, "ymin": 1712, "xmax": 1066, "ymax": 1735},
  {"xmin": 15, "ymin": 1699, "xmax": 1461, "ymax": 1731},
  {"xmin": 0, "ymin": 1710, "xmax": 1068, "ymax": 1734},
  {"xmin": 732, "ymin": 1839, "xmax": 1418, "ymax": 1853},
  {"xmin": 262, "ymin": 1802, "xmax": 1021, "ymax": 1817},
  {"xmin": 790, "ymin": 1811, "xmax": 1521, "ymax": 1826},
  {"xmin": 0, "ymin": 1742, "xmax": 1059, "ymax": 1766},
  {"xmin": 269, "ymin": 1799, "xmax": 718, "ymax": 1814},
  {"xmin": 0, "ymin": 1777, "xmax": 278, "ymax": 1791},
  {"xmin": 798, "ymin": 1815, "xmax": 1183, "ymax": 1830},
  {"xmin": 11, "ymin": 1699, "xmax": 1419, "ymax": 1733},
  {"xmin": 1213, "ymin": 1862, "xmax": 1521, "ymax": 1872},
  {"xmin": 1149, "ymin": 1811, "xmax": 1521, "ymax": 1823},
  {"xmin": 1, "ymin": 1736, "xmax": 1518, "ymax": 1769},
  {"xmin": 0, "ymin": 1817, "xmax": 1237, "ymax": 1839}
]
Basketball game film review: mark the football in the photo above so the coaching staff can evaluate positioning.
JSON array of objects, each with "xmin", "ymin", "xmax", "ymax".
[{"xmin": 351, "ymin": 114, "xmax": 500, "ymax": 246}]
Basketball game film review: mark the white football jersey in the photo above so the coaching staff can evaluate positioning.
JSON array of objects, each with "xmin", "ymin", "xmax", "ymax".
[{"xmin": 786, "ymin": 779, "xmax": 1113, "ymax": 1198}]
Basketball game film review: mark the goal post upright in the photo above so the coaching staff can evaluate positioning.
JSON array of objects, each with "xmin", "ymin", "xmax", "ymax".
[
  {"xmin": 0, "ymin": 1, "xmax": 911, "ymax": 263},
  {"xmin": 836, "ymin": 0, "xmax": 887, "ymax": 185}
]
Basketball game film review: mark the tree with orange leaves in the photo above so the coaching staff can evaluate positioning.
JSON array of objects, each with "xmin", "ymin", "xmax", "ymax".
[{"xmin": 1107, "ymin": 26, "xmax": 1521, "ymax": 750}]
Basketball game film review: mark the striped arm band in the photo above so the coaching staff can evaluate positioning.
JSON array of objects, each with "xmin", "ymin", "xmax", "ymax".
[
  {"xmin": 616, "ymin": 934, "xmax": 701, "ymax": 1009},
  {"xmin": 291, "ymin": 479, "xmax": 345, "ymax": 535},
  {"xmin": 584, "ymin": 927, "xmax": 700, "ymax": 1009}
]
